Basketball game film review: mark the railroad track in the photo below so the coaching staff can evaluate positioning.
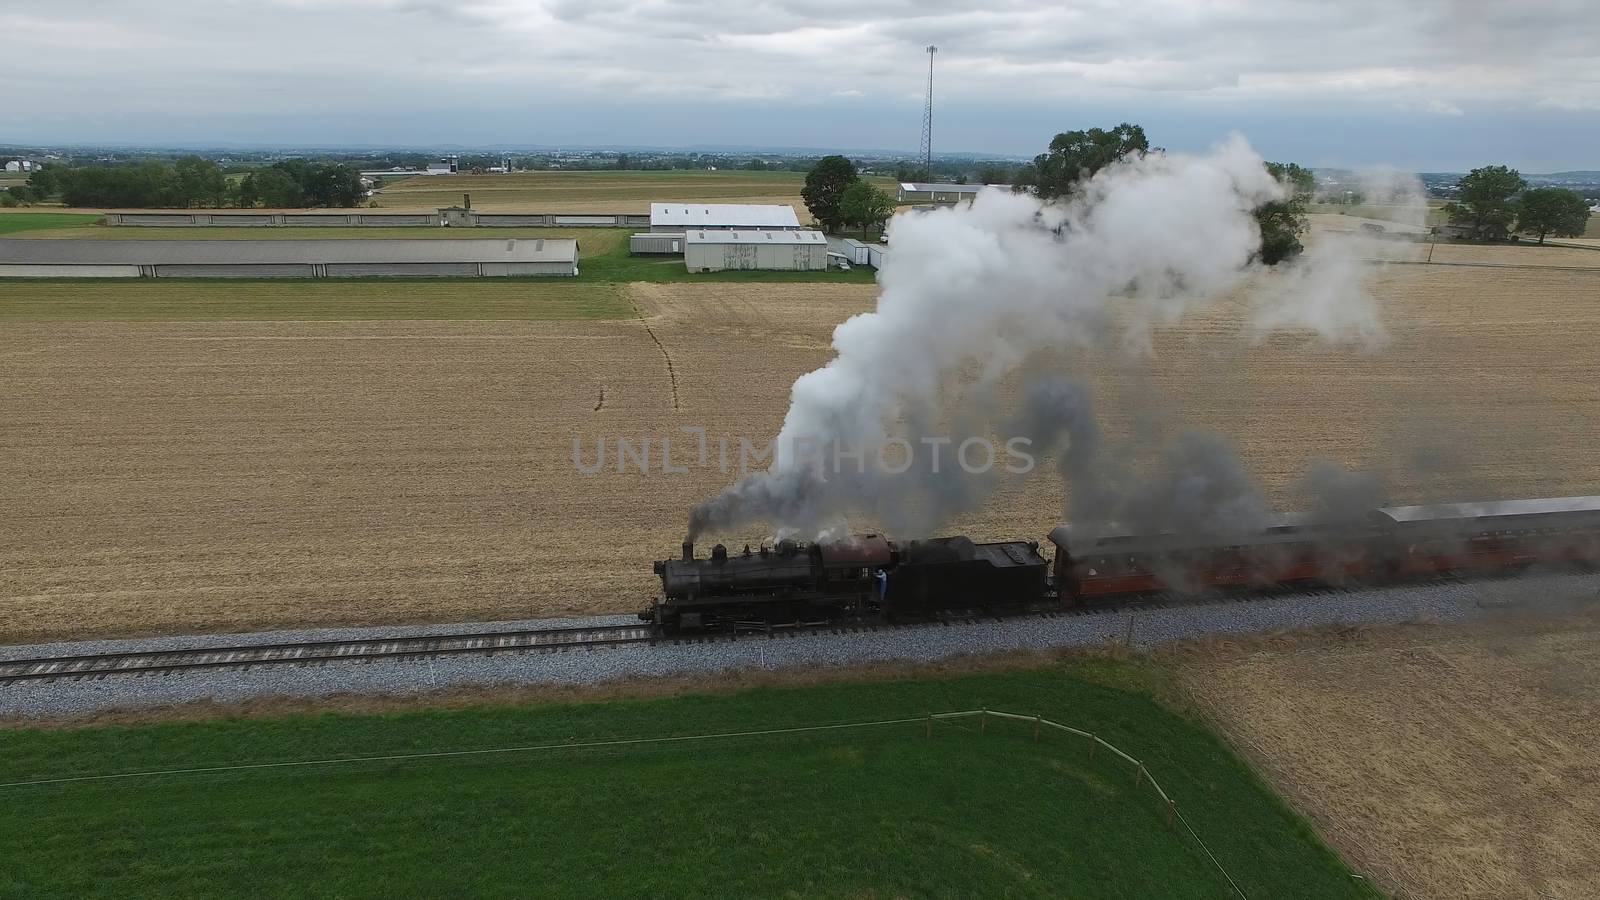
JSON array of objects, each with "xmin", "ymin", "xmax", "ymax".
[
  {"xmin": 0, "ymin": 624, "xmax": 654, "ymax": 685},
  {"xmin": 0, "ymin": 591, "xmax": 1292, "ymax": 686},
  {"xmin": 0, "ymin": 569, "xmax": 1557, "ymax": 687}
]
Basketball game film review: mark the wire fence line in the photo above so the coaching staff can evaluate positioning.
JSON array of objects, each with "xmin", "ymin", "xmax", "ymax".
[{"xmin": 1, "ymin": 707, "xmax": 1247, "ymax": 898}]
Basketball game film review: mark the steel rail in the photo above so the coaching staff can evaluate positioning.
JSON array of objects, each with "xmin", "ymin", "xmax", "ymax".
[{"xmin": 0, "ymin": 624, "xmax": 654, "ymax": 684}]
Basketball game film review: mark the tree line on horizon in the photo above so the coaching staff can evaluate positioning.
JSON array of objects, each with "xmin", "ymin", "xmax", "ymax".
[
  {"xmin": 2, "ymin": 157, "xmax": 365, "ymax": 209},
  {"xmin": 800, "ymin": 124, "xmax": 1594, "ymax": 255}
]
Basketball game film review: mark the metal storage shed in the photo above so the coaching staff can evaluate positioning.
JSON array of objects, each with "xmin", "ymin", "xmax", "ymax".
[
  {"xmin": 0, "ymin": 238, "xmax": 580, "ymax": 278},
  {"xmin": 649, "ymin": 203, "xmax": 801, "ymax": 233},
  {"xmin": 630, "ymin": 233, "xmax": 684, "ymax": 255},
  {"xmin": 896, "ymin": 182, "xmax": 1012, "ymax": 204},
  {"xmin": 682, "ymin": 230, "xmax": 827, "ymax": 272}
]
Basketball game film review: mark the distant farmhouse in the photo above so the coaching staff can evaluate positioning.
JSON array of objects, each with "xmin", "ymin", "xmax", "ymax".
[
  {"xmin": 425, "ymin": 156, "xmax": 460, "ymax": 176},
  {"xmin": 357, "ymin": 156, "xmax": 460, "ymax": 180},
  {"xmin": 896, "ymin": 182, "xmax": 1012, "ymax": 204},
  {"xmin": 4, "ymin": 159, "xmax": 39, "ymax": 173}
]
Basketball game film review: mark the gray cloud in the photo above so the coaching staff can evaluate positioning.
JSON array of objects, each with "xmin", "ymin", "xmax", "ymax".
[{"xmin": 1, "ymin": 0, "xmax": 1596, "ymax": 163}]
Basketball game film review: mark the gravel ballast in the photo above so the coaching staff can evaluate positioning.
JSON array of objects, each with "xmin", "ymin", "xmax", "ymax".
[{"xmin": 4, "ymin": 574, "xmax": 1597, "ymax": 720}]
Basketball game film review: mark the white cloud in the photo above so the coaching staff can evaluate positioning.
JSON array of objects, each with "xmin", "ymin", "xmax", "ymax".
[
  {"xmin": 831, "ymin": 90, "xmax": 866, "ymax": 98},
  {"xmin": 1424, "ymin": 99, "xmax": 1465, "ymax": 117}
]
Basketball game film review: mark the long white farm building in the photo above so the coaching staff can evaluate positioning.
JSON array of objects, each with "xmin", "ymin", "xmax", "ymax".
[
  {"xmin": 649, "ymin": 203, "xmax": 801, "ymax": 233},
  {"xmin": 683, "ymin": 230, "xmax": 827, "ymax": 272},
  {"xmin": 0, "ymin": 238, "xmax": 579, "ymax": 278}
]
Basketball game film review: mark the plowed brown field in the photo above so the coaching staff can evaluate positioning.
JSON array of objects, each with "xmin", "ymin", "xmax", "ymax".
[
  {"xmin": 1178, "ymin": 607, "xmax": 1600, "ymax": 899},
  {"xmin": 2, "ymin": 259, "xmax": 1598, "ymax": 642}
]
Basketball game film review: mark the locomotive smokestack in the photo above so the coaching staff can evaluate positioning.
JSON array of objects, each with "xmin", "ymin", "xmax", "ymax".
[{"xmin": 682, "ymin": 541, "xmax": 694, "ymax": 562}]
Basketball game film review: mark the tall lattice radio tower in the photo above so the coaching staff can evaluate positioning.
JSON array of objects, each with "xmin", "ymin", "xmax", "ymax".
[{"xmin": 918, "ymin": 45, "xmax": 937, "ymax": 176}]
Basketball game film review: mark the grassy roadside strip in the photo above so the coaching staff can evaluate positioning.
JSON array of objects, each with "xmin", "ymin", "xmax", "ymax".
[{"xmin": 0, "ymin": 213, "xmax": 104, "ymax": 235}]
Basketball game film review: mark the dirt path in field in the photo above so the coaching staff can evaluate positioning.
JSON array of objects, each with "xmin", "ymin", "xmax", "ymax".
[{"xmin": 1174, "ymin": 606, "xmax": 1600, "ymax": 899}]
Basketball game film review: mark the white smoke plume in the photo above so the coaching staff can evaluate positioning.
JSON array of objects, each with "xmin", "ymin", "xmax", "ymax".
[
  {"xmin": 1248, "ymin": 166, "xmax": 1428, "ymax": 343},
  {"xmin": 689, "ymin": 135, "xmax": 1384, "ymax": 541}
]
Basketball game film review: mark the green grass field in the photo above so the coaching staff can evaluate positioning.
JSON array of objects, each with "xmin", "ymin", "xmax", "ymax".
[
  {"xmin": 0, "ymin": 280, "xmax": 632, "ymax": 321},
  {"xmin": 0, "ymin": 660, "xmax": 1374, "ymax": 899},
  {"xmin": 0, "ymin": 213, "xmax": 104, "ymax": 235}
]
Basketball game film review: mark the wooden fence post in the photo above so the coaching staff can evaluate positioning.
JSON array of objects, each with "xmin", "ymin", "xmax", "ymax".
[
  {"xmin": 1088, "ymin": 734, "xmax": 1097, "ymax": 759},
  {"xmin": 1164, "ymin": 800, "xmax": 1176, "ymax": 830},
  {"xmin": 1033, "ymin": 715, "xmax": 1041, "ymax": 743},
  {"xmin": 1136, "ymin": 763, "xmax": 1146, "ymax": 787},
  {"xmin": 925, "ymin": 713, "xmax": 932, "ymax": 739},
  {"xmin": 981, "ymin": 708, "xmax": 988, "ymax": 734}
]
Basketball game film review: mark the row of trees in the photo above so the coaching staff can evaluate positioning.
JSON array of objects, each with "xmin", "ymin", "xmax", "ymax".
[
  {"xmin": 235, "ymin": 160, "xmax": 365, "ymax": 209},
  {"xmin": 1444, "ymin": 166, "xmax": 1590, "ymax": 243},
  {"xmin": 7, "ymin": 158, "xmax": 365, "ymax": 209},
  {"xmin": 892, "ymin": 163, "xmax": 1015, "ymax": 184}
]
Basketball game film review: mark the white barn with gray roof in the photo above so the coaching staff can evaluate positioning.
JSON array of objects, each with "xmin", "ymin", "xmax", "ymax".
[
  {"xmin": 649, "ymin": 203, "xmax": 801, "ymax": 233},
  {"xmin": 0, "ymin": 238, "xmax": 579, "ymax": 278}
]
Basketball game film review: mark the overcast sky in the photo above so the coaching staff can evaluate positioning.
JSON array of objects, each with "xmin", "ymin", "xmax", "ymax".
[{"xmin": 4, "ymin": 0, "xmax": 1597, "ymax": 171}]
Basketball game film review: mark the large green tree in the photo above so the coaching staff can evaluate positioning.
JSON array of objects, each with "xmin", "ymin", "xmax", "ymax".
[
  {"xmin": 170, "ymin": 156, "xmax": 229, "ymax": 208},
  {"xmin": 237, "ymin": 168, "xmax": 305, "ymax": 208},
  {"xmin": 1516, "ymin": 187, "xmax": 1590, "ymax": 244},
  {"xmin": 837, "ymin": 181, "xmax": 895, "ymax": 238},
  {"xmin": 1442, "ymin": 165, "xmax": 1525, "ymax": 239},
  {"xmin": 304, "ymin": 164, "xmax": 364, "ymax": 208},
  {"xmin": 25, "ymin": 165, "xmax": 61, "ymax": 200},
  {"xmin": 1017, "ymin": 123, "xmax": 1149, "ymax": 200},
  {"xmin": 801, "ymin": 155, "xmax": 859, "ymax": 231},
  {"xmin": 1255, "ymin": 161, "xmax": 1316, "ymax": 265}
]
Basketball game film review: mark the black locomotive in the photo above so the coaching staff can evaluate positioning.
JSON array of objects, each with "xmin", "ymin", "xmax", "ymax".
[{"xmin": 645, "ymin": 535, "xmax": 1049, "ymax": 632}]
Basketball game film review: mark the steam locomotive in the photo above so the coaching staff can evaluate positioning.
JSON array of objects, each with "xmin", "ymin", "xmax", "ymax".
[{"xmin": 642, "ymin": 495, "xmax": 1600, "ymax": 633}]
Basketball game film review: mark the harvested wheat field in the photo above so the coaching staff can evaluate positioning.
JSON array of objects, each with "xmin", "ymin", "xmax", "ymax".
[
  {"xmin": 1422, "ymin": 242, "xmax": 1600, "ymax": 268},
  {"xmin": 1175, "ymin": 601, "xmax": 1600, "ymax": 899},
  {"xmin": 2, "ymin": 262, "xmax": 1599, "ymax": 643},
  {"xmin": 369, "ymin": 170, "xmax": 897, "ymax": 214}
]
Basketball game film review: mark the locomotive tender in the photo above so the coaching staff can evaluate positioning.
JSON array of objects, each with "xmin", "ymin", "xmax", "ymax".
[{"xmin": 644, "ymin": 495, "xmax": 1600, "ymax": 633}]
